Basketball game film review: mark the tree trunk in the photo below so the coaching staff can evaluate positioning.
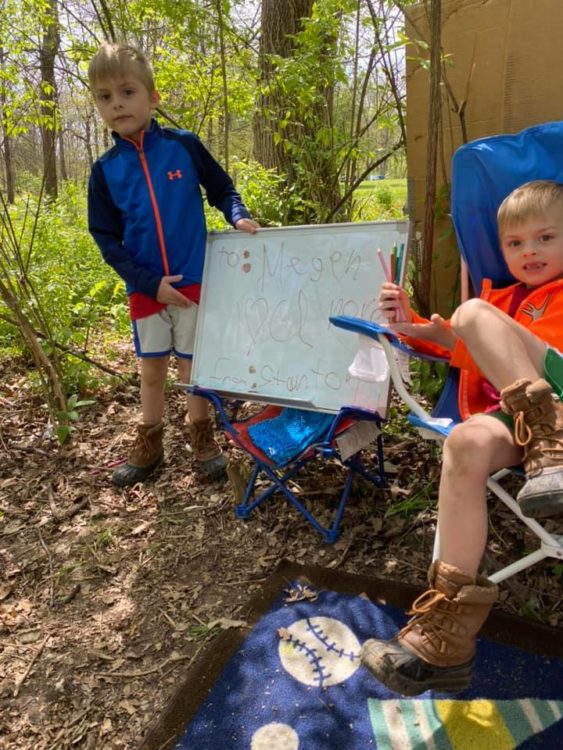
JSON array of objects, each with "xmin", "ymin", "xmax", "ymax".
[
  {"xmin": 58, "ymin": 130, "xmax": 67, "ymax": 181},
  {"xmin": 85, "ymin": 114, "xmax": 94, "ymax": 168},
  {"xmin": 39, "ymin": 0, "xmax": 60, "ymax": 200},
  {"xmin": 417, "ymin": 0, "xmax": 441, "ymax": 318},
  {"xmin": 215, "ymin": 0, "xmax": 229, "ymax": 172},
  {"xmin": 253, "ymin": 0, "xmax": 345, "ymax": 222},
  {"xmin": 0, "ymin": 45, "xmax": 15, "ymax": 203},
  {"xmin": 253, "ymin": 0, "xmax": 314, "ymax": 171}
]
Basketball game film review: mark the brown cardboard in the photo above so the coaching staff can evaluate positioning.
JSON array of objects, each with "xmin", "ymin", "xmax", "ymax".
[{"xmin": 406, "ymin": 0, "xmax": 563, "ymax": 314}]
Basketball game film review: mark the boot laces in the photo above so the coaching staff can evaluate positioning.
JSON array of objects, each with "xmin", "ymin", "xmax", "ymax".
[
  {"xmin": 513, "ymin": 402, "xmax": 563, "ymax": 466},
  {"xmin": 513, "ymin": 411, "xmax": 532, "ymax": 447},
  {"xmin": 399, "ymin": 588, "xmax": 462, "ymax": 653}
]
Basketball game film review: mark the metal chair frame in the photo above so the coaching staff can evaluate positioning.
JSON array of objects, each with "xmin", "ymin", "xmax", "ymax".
[
  {"xmin": 330, "ymin": 316, "xmax": 563, "ymax": 583},
  {"xmin": 189, "ymin": 386, "xmax": 387, "ymax": 543}
]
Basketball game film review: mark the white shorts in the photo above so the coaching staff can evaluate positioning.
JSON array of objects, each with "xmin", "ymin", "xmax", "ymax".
[{"xmin": 132, "ymin": 303, "xmax": 199, "ymax": 358}]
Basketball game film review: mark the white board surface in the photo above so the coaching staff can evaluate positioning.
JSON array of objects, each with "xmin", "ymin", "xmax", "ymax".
[{"xmin": 191, "ymin": 220, "xmax": 409, "ymax": 414}]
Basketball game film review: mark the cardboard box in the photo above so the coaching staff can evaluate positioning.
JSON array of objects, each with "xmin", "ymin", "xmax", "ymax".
[{"xmin": 406, "ymin": 0, "xmax": 563, "ymax": 314}]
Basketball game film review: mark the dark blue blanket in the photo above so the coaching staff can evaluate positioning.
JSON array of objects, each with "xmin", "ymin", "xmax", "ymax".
[{"xmin": 175, "ymin": 585, "xmax": 563, "ymax": 749}]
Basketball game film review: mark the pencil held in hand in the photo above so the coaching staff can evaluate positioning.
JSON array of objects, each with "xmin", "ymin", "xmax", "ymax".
[
  {"xmin": 377, "ymin": 248, "xmax": 391, "ymax": 284},
  {"xmin": 379, "ymin": 281, "xmax": 407, "ymax": 324},
  {"xmin": 377, "ymin": 248, "xmax": 407, "ymax": 323}
]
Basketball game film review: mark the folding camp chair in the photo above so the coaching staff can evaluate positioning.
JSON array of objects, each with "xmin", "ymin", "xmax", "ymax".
[
  {"xmin": 189, "ymin": 386, "xmax": 386, "ymax": 542},
  {"xmin": 331, "ymin": 121, "xmax": 563, "ymax": 583}
]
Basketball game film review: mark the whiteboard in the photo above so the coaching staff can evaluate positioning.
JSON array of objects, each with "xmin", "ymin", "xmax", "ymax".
[{"xmin": 191, "ymin": 220, "xmax": 409, "ymax": 414}]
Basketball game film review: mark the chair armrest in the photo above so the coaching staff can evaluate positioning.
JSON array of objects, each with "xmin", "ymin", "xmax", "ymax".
[
  {"xmin": 329, "ymin": 315, "xmax": 440, "ymax": 423},
  {"xmin": 329, "ymin": 315, "xmax": 448, "ymax": 364}
]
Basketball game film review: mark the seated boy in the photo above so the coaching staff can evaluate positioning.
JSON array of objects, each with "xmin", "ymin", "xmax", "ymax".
[
  {"xmin": 87, "ymin": 43, "xmax": 259, "ymax": 485},
  {"xmin": 362, "ymin": 179, "xmax": 563, "ymax": 696}
]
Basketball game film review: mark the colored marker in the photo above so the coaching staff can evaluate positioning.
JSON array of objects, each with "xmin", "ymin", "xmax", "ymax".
[
  {"xmin": 395, "ymin": 242, "xmax": 405, "ymax": 284},
  {"xmin": 377, "ymin": 247, "xmax": 391, "ymax": 283}
]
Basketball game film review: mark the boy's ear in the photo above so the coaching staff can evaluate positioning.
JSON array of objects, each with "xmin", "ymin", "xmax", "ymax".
[{"xmin": 150, "ymin": 90, "xmax": 161, "ymax": 110}]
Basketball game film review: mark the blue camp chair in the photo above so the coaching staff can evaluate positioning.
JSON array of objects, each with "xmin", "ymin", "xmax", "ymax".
[
  {"xmin": 190, "ymin": 387, "xmax": 386, "ymax": 543},
  {"xmin": 331, "ymin": 121, "xmax": 563, "ymax": 583}
]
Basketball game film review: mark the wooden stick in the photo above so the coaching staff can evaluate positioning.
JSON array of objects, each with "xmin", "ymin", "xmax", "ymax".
[{"xmin": 13, "ymin": 636, "xmax": 50, "ymax": 697}]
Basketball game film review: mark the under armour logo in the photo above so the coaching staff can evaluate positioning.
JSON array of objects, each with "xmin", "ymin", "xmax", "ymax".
[{"xmin": 167, "ymin": 169, "xmax": 182, "ymax": 180}]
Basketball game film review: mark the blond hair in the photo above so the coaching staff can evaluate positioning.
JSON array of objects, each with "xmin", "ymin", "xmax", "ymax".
[
  {"xmin": 88, "ymin": 42, "xmax": 155, "ymax": 93},
  {"xmin": 498, "ymin": 180, "xmax": 563, "ymax": 236}
]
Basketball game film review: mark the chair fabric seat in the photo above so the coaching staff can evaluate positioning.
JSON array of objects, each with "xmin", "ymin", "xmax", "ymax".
[{"xmin": 228, "ymin": 405, "xmax": 356, "ymax": 468}]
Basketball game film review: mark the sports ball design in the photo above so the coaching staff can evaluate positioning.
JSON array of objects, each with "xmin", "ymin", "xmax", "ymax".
[
  {"xmin": 278, "ymin": 616, "xmax": 361, "ymax": 687},
  {"xmin": 251, "ymin": 722, "xmax": 299, "ymax": 750}
]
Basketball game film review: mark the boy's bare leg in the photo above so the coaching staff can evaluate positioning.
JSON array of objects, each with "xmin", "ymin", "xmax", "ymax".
[
  {"xmin": 451, "ymin": 298, "xmax": 545, "ymax": 388},
  {"xmin": 140, "ymin": 356, "xmax": 169, "ymax": 423},
  {"xmin": 176, "ymin": 357, "xmax": 210, "ymax": 422},
  {"xmin": 360, "ymin": 418, "xmax": 515, "ymax": 695},
  {"xmin": 361, "ymin": 301, "xmax": 556, "ymax": 694},
  {"xmin": 438, "ymin": 415, "xmax": 522, "ymax": 576}
]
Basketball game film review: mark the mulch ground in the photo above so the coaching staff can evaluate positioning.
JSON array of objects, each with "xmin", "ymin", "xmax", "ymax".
[{"xmin": 1, "ymin": 351, "xmax": 561, "ymax": 749}]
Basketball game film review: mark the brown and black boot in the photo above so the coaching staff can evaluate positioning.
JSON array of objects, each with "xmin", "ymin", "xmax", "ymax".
[
  {"xmin": 500, "ymin": 377, "xmax": 563, "ymax": 518},
  {"xmin": 361, "ymin": 561, "xmax": 498, "ymax": 696},
  {"xmin": 186, "ymin": 415, "xmax": 227, "ymax": 479},
  {"xmin": 112, "ymin": 422, "xmax": 164, "ymax": 487}
]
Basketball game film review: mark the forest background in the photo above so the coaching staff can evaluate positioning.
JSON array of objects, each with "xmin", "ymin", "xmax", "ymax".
[
  {"xmin": 3, "ymin": 4, "xmax": 562, "ymax": 747},
  {"xmin": 0, "ymin": 0, "xmax": 422, "ymax": 434}
]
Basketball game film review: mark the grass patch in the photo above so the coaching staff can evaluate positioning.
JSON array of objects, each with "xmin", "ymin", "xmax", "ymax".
[{"xmin": 352, "ymin": 178, "xmax": 407, "ymax": 222}]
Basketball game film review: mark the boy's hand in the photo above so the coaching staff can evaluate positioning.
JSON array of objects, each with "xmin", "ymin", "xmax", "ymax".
[
  {"xmin": 379, "ymin": 282, "xmax": 412, "ymax": 323},
  {"xmin": 235, "ymin": 218, "xmax": 260, "ymax": 234},
  {"xmin": 389, "ymin": 313, "xmax": 458, "ymax": 350},
  {"xmin": 156, "ymin": 275, "xmax": 190, "ymax": 307}
]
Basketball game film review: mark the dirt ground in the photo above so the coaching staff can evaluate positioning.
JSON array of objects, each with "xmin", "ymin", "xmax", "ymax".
[{"xmin": 1, "ymin": 352, "xmax": 561, "ymax": 749}]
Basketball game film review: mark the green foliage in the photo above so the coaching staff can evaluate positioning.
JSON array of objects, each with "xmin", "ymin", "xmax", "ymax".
[
  {"xmin": 257, "ymin": 0, "xmax": 361, "ymax": 223},
  {"xmin": 0, "ymin": 0, "xmax": 416, "ymax": 421},
  {"xmin": 385, "ymin": 481, "xmax": 436, "ymax": 518},
  {"xmin": 352, "ymin": 179, "xmax": 407, "ymax": 221},
  {"xmin": 410, "ymin": 359, "xmax": 449, "ymax": 405},
  {"xmin": 0, "ymin": 0, "xmax": 63, "ymax": 137},
  {"xmin": 189, "ymin": 623, "xmax": 222, "ymax": 639},
  {"xmin": 56, "ymin": 393, "xmax": 96, "ymax": 444},
  {"xmin": 0, "ymin": 180, "xmax": 129, "ymax": 391},
  {"xmin": 374, "ymin": 184, "xmax": 395, "ymax": 213},
  {"xmin": 206, "ymin": 159, "xmax": 291, "ymax": 229}
]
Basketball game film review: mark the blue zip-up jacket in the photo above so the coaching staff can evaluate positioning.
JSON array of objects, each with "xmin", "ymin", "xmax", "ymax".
[{"xmin": 88, "ymin": 119, "xmax": 251, "ymax": 300}]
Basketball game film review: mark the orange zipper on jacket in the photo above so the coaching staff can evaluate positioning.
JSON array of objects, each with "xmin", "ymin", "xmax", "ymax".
[{"xmin": 125, "ymin": 130, "xmax": 170, "ymax": 276}]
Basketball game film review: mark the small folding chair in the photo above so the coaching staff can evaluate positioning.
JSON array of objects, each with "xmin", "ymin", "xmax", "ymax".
[
  {"xmin": 332, "ymin": 121, "xmax": 563, "ymax": 582},
  {"xmin": 190, "ymin": 387, "xmax": 386, "ymax": 542}
]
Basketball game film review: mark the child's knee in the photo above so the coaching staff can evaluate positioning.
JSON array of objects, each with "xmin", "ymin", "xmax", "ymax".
[
  {"xmin": 140, "ymin": 357, "xmax": 169, "ymax": 388},
  {"xmin": 451, "ymin": 298, "xmax": 491, "ymax": 334},
  {"xmin": 443, "ymin": 421, "xmax": 495, "ymax": 473}
]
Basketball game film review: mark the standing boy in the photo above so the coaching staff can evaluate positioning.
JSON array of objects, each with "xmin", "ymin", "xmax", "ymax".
[
  {"xmin": 88, "ymin": 42, "xmax": 259, "ymax": 486},
  {"xmin": 363, "ymin": 180, "xmax": 563, "ymax": 695}
]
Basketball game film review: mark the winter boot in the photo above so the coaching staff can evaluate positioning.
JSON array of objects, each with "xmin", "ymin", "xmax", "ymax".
[
  {"xmin": 361, "ymin": 561, "xmax": 498, "ymax": 696},
  {"xmin": 500, "ymin": 378, "xmax": 563, "ymax": 517},
  {"xmin": 112, "ymin": 422, "xmax": 164, "ymax": 487},
  {"xmin": 186, "ymin": 415, "xmax": 227, "ymax": 478}
]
